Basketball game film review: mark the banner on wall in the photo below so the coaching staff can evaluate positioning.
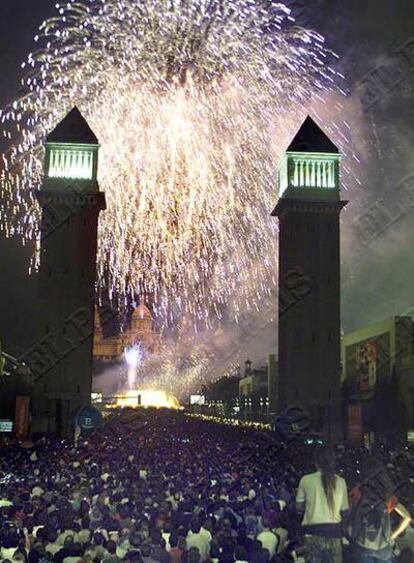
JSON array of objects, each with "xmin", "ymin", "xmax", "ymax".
[
  {"xmin": 356, "ymin": 340, "xmax": 378, "ymax": 391},
  {"xmin": 345, "ymin": 332, "xmax": 390, "ymax": 395}
]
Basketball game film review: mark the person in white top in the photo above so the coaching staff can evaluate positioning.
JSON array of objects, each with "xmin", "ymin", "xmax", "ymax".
[
  {"xmin": 0, "ymin": 546, "xmax": 18, "ymax": 560},
  {"xmin": 188, "ymin": 523, "xmax": 212, "ymax": 545},
  {"xmin": 186, "ymin": 522, "xmax": 210, "ymax": 562},
  {"xmin": 296, "ymin": 445, "xmax": 349, "ymax": 563},
  {"xmin": 256, "ymin": 519, "xmax": 278, "ymax": 558},
  {"xmin": 45, "ymin": 530, "xmax": 61, "ymax": 556},
  {"xmin": 275, "ymin": 526, "xmax": 289, "ymax": 553},
  {"xmin": 396, "ymin": 522, "xmax": 414, "ymax": 555}
]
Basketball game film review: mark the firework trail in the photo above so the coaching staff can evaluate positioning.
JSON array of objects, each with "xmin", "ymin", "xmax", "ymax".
[
  {"xmin": 124, "ymin": 344, "xmax": 145, "ymax": 389},
  {"xmin": 0, "ymin": 0, "xmax": 344, "ymax": 325},
  {"xmin": 0, "ymin": 0, "xmax": 358, "ymax": 395}
]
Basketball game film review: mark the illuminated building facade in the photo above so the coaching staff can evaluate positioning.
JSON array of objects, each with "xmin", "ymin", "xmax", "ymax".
[
  {"xmin": 239, "ymin": 367, "xmax": 268, "ymax": 399},
  {"xmin": 93, "ymin": 302, "xmax": 159, "ymax": 361},
  {"xmin": 238, "ymin": 357, "xmax": 277, "ymax": 415},
  {"xmin": 273, "ymin": 116, "xmax": 347, "ymax": 441},
  {"xmin": 342, "ymin": 315, "xmax": 414, "ymax": 444},
  {"xmin": 34, "ymin": 107, "xmax": 105, "ymax": 436}
]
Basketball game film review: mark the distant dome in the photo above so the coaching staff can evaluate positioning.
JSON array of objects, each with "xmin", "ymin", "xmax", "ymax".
[{"xmin": 132, "ymin": 303, "xmax": 153, "ymax": 321}]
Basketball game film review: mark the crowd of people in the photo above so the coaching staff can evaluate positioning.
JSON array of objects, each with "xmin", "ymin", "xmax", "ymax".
[{"xmin": 0, "ymin": 408, "xmax": 414, "ymax": 563}]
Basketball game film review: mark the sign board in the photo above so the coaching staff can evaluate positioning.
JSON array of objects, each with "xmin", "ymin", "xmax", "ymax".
[
  {"xmin": 0, "ymin": 420, "xmax": 13, "ymax": 433},
  {"xmin": 75, "ymin": 405, "xmax": 103, "ymax": 436},
  {"xmin": 407, "ymin": 430, "xmax": 414, "ymax": 443}
]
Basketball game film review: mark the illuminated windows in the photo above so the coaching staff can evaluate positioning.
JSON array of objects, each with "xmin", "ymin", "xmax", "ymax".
[
  {"xmin": 290, "ymin": 156, "xmax": 337, "ymax": 188},
  {"xmin": 278, "ymin": 152, "xmax": 340, "ymax": 194},
  {"xmin": 48, "ymin": 147, "xmax": 94, "ymax": 180}
]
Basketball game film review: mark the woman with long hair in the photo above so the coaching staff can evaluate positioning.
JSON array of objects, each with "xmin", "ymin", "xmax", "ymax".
[{"xmin": 296, "ymin": 445, "xmax": 349, "ymax": 562}]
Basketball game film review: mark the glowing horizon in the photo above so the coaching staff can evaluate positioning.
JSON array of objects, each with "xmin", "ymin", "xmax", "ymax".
[{"xmin": 112, "ymin": 388, "xmax": 181, "ymax": 410}]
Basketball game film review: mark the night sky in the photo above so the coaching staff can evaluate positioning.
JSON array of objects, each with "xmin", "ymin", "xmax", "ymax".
[
  {"xmin": 1, "ymin": 0, "xmax": 414, "ymax": 373},
  {"xmin": 0, "ymin": 1, "xmax": 54, "ymax": 355}
]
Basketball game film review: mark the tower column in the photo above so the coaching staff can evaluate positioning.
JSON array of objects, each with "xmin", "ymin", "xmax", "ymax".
[
  {"xmin": 272, "ymin": 116, "xmax": 347, "ymax": 442},
  {"xmin": 31, "ymin": 107, "xmax": 106, "ymax": 437}
]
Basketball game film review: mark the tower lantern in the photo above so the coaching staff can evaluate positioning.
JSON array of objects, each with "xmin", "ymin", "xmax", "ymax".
[
  {"xmin": 44, "ymin": 107, "xmax": 99, "ymax": 186},
  {"xmin": 272, "ymin": 116, "xmax": 347, "ymax": 442},
  {"xmin": 278, "ymin": 116, "xmax": 341, "ymax": 198}
]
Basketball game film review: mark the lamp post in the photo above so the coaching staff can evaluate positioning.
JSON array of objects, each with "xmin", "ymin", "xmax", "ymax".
[{"xmin": 247, "ymin": 398, "xmax": 252, "ymax": 418}]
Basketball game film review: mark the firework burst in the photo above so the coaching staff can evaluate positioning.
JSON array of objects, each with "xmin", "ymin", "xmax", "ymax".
[{"xmin": 1, "ymin": 0, "xmax": 344, "ymax": 330}]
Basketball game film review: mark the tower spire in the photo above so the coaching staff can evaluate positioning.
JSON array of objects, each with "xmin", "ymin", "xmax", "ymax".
[
  {"xmin": 287, "ymin": 116, "xmax": 339, "ymax": 154},
  {"xmin": 46, "ymin": 107, "xmax": 98, "ymax": 145}
]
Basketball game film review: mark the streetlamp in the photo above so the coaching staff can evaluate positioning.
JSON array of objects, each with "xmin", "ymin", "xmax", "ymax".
[{"xmin": 248, "ymin": 398, "xmax": 252, "ymax": 416}]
